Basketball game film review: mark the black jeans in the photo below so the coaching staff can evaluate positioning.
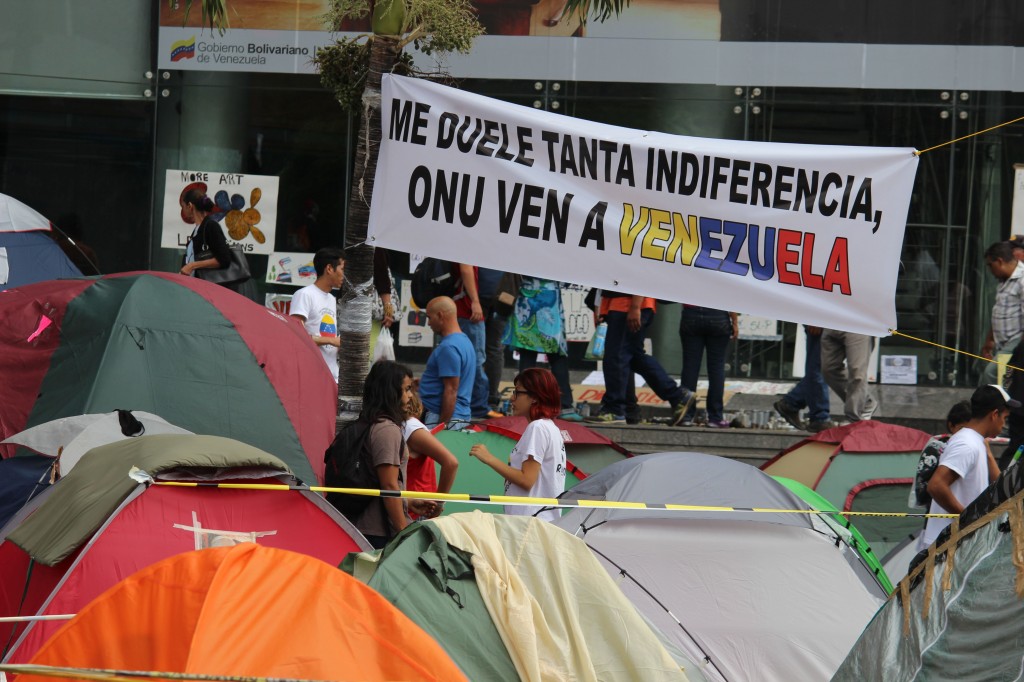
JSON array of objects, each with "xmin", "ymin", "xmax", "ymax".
[
  {"xmin": 680, "ymin": 307, "xmax": 731, "ymax": 422},
  {"xmin": 484, "ymin": 303, "xmax": 509, "ymax": 407}
]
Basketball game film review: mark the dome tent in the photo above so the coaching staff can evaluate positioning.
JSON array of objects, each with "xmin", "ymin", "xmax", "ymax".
[
  {"xmin": 20, "ymin": 543, "xmax": 467, "ymax": 682},
  {"xmin": 0, "ymin": 272, "xmax": 336, "ymax": 483},
  {"xmin": 556, "ymin": 452, "xmax": 888, "ymax": 682},
  {"xmin": 0, "ymin": 434, "xmax": 370, "ymax": 664}
]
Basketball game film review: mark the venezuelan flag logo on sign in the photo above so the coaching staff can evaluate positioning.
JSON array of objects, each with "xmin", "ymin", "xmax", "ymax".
[{"xmin": 170, "ymin": 36, "xmax": 196, "ymax": 62}]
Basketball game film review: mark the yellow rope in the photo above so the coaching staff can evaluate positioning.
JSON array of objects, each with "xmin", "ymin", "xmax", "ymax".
[
  {"xmin": 889, "ymin": 329, "xmax": 1024, "ymax": 374},
  {"xmin": 915, "ymin": 114, "xmax": 1024, "ymax": 155}
]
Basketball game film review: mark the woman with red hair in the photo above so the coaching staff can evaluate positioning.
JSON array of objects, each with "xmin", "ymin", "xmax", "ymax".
[{"xmin": 470, "ymin": 367, "xmax": 567, "ymax": 522}]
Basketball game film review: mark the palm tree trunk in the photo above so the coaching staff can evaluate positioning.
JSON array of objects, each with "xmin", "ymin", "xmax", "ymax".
[{"xmin": 337, "ymin": 36, "xmax": 402, "ymax": 419}]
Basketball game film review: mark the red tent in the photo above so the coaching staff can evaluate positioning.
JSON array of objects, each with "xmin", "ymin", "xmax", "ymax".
[{"xmin": 0, "ymin": 435, "xmax": 369, "ymax": 663}]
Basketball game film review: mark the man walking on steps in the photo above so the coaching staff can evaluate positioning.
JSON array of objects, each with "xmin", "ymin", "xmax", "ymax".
[
  {"xmin": 775, "ymin": 325, "xmax": 834, "ymax": 432},
  {"xmin": 586, "ymin": 292, "xmax": 695, "ymax": 425}
]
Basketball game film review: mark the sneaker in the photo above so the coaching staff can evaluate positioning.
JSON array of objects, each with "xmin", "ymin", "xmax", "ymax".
[
  {"xmin": 671, "ymin": 388, "xmax": 698, "ymax": 427},
  {"xmin": 773, "ymin": 399, "xmax": 805, "ymax": 430},
  {"xmin": 706, "ymin": 419, "xmax": 731, "ymax": 428},
  {"xmin": 807, "ymin": 419, "xmax": 835, "ymax": 433},
  {"xmin": 585, "ymin": 412, "xmax": 626, "ymax": 424},
  {"xmin": 558, "ymin": 410, "xmax": 584, "ymax": 422},
  {"xmin": 860, "ymin": 399, "xmax": 878, "ymax": 421}
]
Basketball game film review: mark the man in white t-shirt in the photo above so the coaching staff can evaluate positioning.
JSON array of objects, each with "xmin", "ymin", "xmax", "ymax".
[
  {"xmin": 919, "ymin": 384, "xmax": 1015, "ymax": 549},
  {"xmin": 290, "ymin": 247, "xmax": 345, "ymax": 382}
]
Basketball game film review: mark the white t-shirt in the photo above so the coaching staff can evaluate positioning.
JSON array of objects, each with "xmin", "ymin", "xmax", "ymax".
[
  {"xmin": 290, "ymin": 284, "xmax": 338, "ymax": 382},
  {"xmin": 920, "ymin": 427, "xmax": 990, "ymax": 548},
  {"xmin": 402, "ymin": 417, "xmax": 428, "ymax": 441},
  {"xmin": 505, "ymin": 418, "xmax": 566, "ymax": 523}
]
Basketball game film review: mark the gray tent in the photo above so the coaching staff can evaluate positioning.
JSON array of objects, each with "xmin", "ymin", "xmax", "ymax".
[
  {"xmin": 834, "ymin": 463, "xmax": 1024, "ymax": 682},
  {"xmin": 556, "ymin": 452, "xmax": 888, "ymax": 682}
]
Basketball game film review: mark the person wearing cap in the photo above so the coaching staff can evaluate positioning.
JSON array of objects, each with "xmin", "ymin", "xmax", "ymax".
[
  {"xmin": 981, "ymin": 241, "xmax": 1024, "ymax": 385},
  {"xmin": 918, "ymin": 384, "xmax": 1015, "ymax": 550}
]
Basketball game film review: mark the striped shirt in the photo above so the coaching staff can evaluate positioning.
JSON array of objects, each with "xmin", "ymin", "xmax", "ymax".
[{"xmin": 992, "ymin": 261, "xmax": 1024, "ymax": 347}]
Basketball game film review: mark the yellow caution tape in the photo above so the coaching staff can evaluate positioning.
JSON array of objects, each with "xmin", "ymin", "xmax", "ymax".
[{"xmin": 153, "ymin": 481, "xmax": 958, "ymax": 518}]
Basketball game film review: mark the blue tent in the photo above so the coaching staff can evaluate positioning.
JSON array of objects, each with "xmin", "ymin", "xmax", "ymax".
[{"xmin": 0, "ymin": 231, "xmax": 81, "ymax": 291}]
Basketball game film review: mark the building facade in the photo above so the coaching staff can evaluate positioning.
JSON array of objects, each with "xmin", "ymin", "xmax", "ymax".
[{"xmin": 4, "ymin": 1, "xmax": 1024, "ymax": 384}]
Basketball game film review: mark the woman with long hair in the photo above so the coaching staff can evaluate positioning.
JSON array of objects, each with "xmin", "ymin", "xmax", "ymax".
[
  {"xmin": 351, "ymin": 360, "xmax": 434, "ymax": 548},
  {"xmin": 469, "ymin": 367, "xmax": 567, "ymax": 522},
  {"xmin": 178, "ymin": 188, "xmax": 235, "ymax": 287}
]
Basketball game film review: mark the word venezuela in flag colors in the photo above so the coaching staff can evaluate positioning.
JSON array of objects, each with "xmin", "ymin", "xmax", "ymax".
[{"xmin": 618, "ymin": 208, "xmax": 851, "ymax": 295}]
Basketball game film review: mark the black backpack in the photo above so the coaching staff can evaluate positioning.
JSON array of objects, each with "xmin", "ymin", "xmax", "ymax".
[
  {"xmin": 910, "ymin": 435, "xmax": 949, "ymax": 509},
  {"xmin": 410, "ymin": 258, "xmax": 456, "ymax": 308},
  {"xmin": 324, "ymin": 419, "xmax": 379, "ymax": 519}
]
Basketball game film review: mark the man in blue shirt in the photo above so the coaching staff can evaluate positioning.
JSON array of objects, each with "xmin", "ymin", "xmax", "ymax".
[{"xmin": 420, "ymin": 296, "xmax": 476, "ymax": 430}]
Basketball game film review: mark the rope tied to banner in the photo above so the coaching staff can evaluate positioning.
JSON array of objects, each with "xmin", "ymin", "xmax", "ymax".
[
  {"xmin": 889, "ymin": 329, "xmax": 1024, "ymax": 374},
  {"xmin": 914, "ymin": 114, "xmax": 1024, "ymax": 156}
]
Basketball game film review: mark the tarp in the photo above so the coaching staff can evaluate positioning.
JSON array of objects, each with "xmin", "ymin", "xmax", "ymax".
[
  {"xmin": 557, "ymin": 453, "xmax": 887, "ymax": 682},
  {"xmin": 0, "ymin": 272, "xmax": 336, "ymax": 483},
  {"xmin": 341, "ymin": 521, "xmax": 520, "ymax": 682},
  {"xmin": 368, "ymin": 74, "xmax": 919, "ymax": 335},
  {"xmin": 3, "ymin": 410, "xmax": 193, "ymax": 475},
  {"xmin": 22, "ymin": 543, "xmax": 467, "ymax": 682},
  {"xmin": 0, "ymin": 435, "xmax": 369, "ymax": 664},
  {"xmin": 834, "ymin": 463, "xmax": 1024, "ymax": 681},
  {"xmin": 433, "ymin": 512, "xmax": 688, "ymax": 682}
]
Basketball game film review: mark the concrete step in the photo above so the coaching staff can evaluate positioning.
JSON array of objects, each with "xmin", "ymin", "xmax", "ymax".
[{"xmin": 583, "ymin": 423, "xmax": 806, "ymax": 467}]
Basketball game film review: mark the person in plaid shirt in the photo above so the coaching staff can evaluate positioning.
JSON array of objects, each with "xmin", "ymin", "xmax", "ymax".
[{"xmin": 981, "ymin": 241, "xmax": 1024, "ymax": 385}]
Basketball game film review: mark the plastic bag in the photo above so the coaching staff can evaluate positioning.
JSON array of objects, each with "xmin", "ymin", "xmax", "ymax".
[
  {"xmin": 373, "ymin": 327, "xmax": 396, "ymax": 363},
  {"xmin": 585, "ymin": 323, "xmax": 607, "ymax": 361}
]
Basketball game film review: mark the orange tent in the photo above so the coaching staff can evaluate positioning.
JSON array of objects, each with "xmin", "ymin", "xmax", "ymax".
[{"xmin": 22, "ymin": 543, "xmax": 467, "ymax": 682}]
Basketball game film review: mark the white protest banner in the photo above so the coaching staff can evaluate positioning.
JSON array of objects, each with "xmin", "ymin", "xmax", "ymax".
[
  {"xmin": 368, "ymin": 75, "xmax": 918, "ymax": 336},
  {"xmin": 161, "ymin": 170, "xmax": 279, "ymax": 256}
]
